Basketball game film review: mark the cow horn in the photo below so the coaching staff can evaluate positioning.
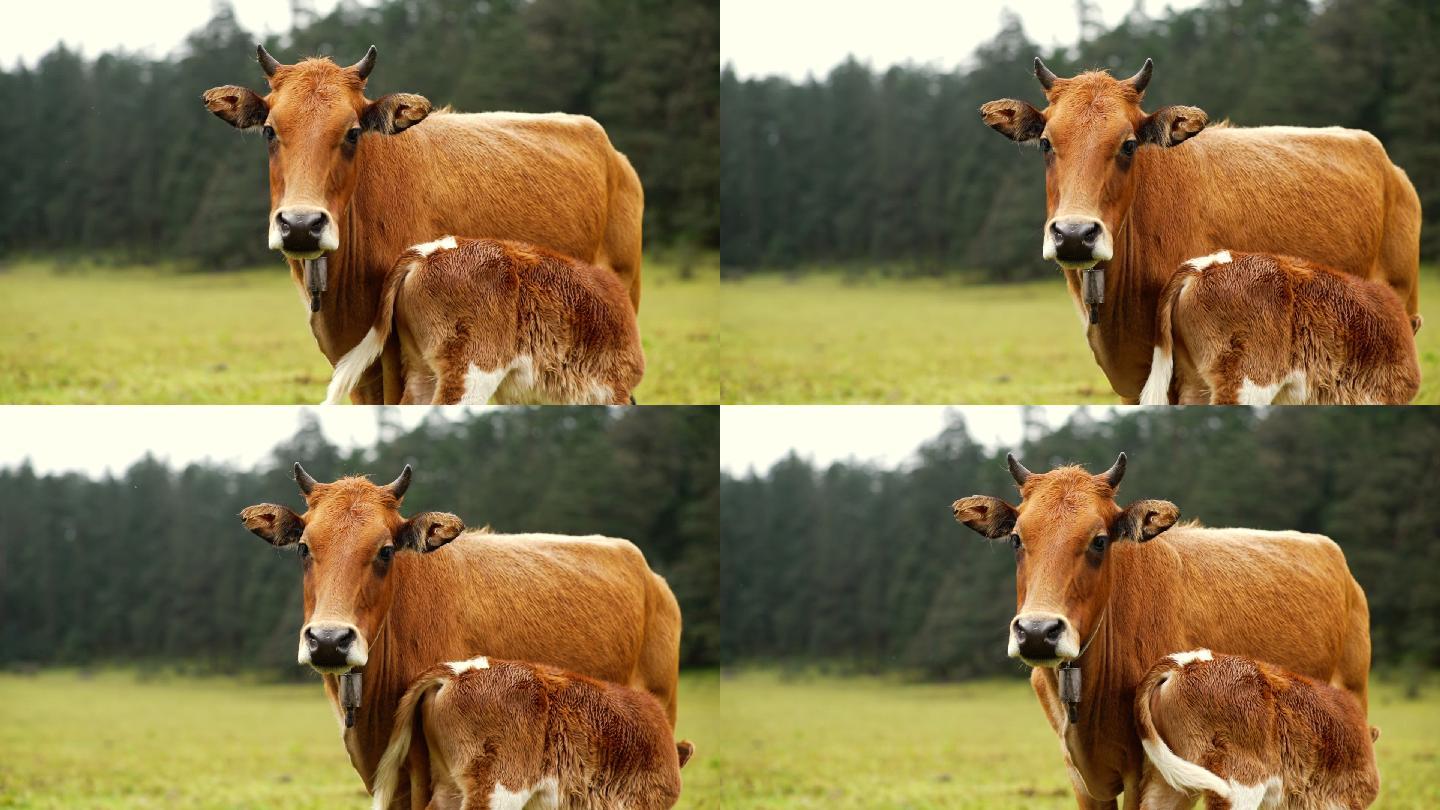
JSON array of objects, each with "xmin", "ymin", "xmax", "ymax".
[
  {"xmin": 348, "ymin": 45, "xmax": 378, "ymax": 81},
  {"xmin": 1124, "ymin": 58, "xmax": 1153, "ymax": 94},
  {"xmin": 383, "ymin": 464, "xmax": 412, "ymax": 499},
  {"xmin": 294, "ymin": 462, "xmax": 317, "ymax": 495},
  {"xmin": 1034, "ymin": 57, "xmax": 1057, "ymax": 91},
  {"xmin": 1100, "ymin": 453, "xmax": 1127, "ymax": 489},
  {"xmin": 1006, "ymin": 453, "xmax": 1033, "ymax": 486},
  {"xmin": 257, "ymin": 44, "xmax": 281, "ymax": 78}
]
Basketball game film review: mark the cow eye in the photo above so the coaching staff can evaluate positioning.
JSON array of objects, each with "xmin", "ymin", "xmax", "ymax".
[
  {"xmin": 262, "ymin": 125, "xmax": 276, "ymax": 142},
  {"xmin": 345, "ymin": 127, "xmax": 361, "ymax": 145},
  {"xmin": 1009, "ymin": 533, "xmax": 1023, "ymax": 551},
  {"xmin": 1120, "ymin": 139, "xmax": 1138, "ymax": 157},
  {"xmin": 297, "ymin": 542, "xmax": 310, "ymax": 559},
  {"xmin": 377, "ymin": 545, "xmax": 395, "ymax": 563},
  {"xmin": 1089, "ymin": 534, "xmax": 1109, "ymax": 553},
  {"xmin": 1039, "ymin": 137, "xmax": 1052, "ymax": 154}
]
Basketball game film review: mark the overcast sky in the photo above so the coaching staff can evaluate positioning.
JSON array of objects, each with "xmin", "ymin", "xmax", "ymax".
[
  {"xmin": 1, "ymin": 0, "xmax": 358, "ymax": 68},
  {"xmin": 722, "ymin": 0, "xmax": 1205, "ymax": 80},
  {"xmin": 721, "ymin": 406, "xmax": 1111, "ymax": 476},
  {"xmin": 0, "ymin": 406, "xmax": 486, "ymax": 477}
]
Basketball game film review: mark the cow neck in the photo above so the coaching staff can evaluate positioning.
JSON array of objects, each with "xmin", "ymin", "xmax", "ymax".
[
  {"xmin": 325, "ymin": 598, "xmax": 400, "ymax": 790},
  {"xmin": 291, "ymin": 200, "xmax": 387, "ymax": 369},
  {"xmin": 1066, "ymin": 177, "xmax": 1169, "ymax": 403},
  {"xmin": 1049, "ymin": 600, "xmax": 1129, "ymax": 800}
]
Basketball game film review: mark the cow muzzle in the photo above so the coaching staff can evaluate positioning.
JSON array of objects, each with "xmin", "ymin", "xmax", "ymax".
[
  {"xmin": 270, "ymin": 206, "xmax": 339, "ymax": 259},
  {"xmin": 1009, "ymin": 612, "xmax": 1079, "ymax": 666},
  {"xmin": 1042, "ymin": 217, "xmax": 1113, "ymax": 269},
  {"xmin": 299, "ymin": 622, "xmax": 367, "ymax": 673}
]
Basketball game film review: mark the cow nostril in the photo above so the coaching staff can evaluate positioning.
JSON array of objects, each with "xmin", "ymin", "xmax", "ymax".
[
  {"xmin": 308, "ymin": 214, "xmax": 328, "ymax": 236},
  {"xmin": 335, "ymin": 628, "xmax": 356, "ymax": 651},
  {"xmin": 1044, "ymin": 621, "xmax": 1063, "ymax": 642},
  {"xmin": 1081, "ymin": 223, "xmax": 1102, "ymax": 244},
  {"xmin": 1049, "ymin": 222, "xmax": 1065, "ymax": 242}
]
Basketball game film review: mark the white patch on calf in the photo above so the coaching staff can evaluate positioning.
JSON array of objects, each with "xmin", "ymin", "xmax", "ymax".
[
  {"xmin": 1185, "ymin": 250, "xmax": 1232, "ymax": 271},
  {"xmin": 1140, "ymin": 346, "xmax": 1174, "ymax": 406},
  {"xmin": 584, "ymin": 380, "xmax": 615, "ymax": 404},
  {"xmin": 1272, "ymin": 369, "xmax": 1310, "ymax": 405},
  {"xmin": 1168, "ymin": 649, "xmax": 1214, "ymax": 667},
  {"xmin": 323, "ymin": 327, "xmax": 385, "ymax": 404},
  {"xmin": 410, "ymin": 235, "xmax": 458, "ymax": 257},
  {"xmin": 1225, "ymin": 777, "xmax": 1279, "ymax": 810},
  {"xmin": 448, "ymin": 656, "xmax": 491, "ymax": 675},
  {"xmin": 489, "ymin": 777, "xmax": 559, "ymax": 810},
  {"xmin": 461, "ymin": 365, "xmax": 508, "ymax": 405},
  {"xmin": 1237, "ymin": 377, "xmax": 1283, "ymax": 405}
]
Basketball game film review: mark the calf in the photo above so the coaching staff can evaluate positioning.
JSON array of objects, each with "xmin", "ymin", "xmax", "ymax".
[
  {"xmin": 1139, "ymin": 251, "xmax": 1420, "ymax": 405},
  {"xmin": 1136, "ymin": 650, "xmax": 1379, "ymax": 810},
  {"xmin": 325, "ymin": 236, "xmax": 644, "ymax": 405},
  {"xmin": 371, "ymin": 656, "xmax": 691, "ymax": 810}
]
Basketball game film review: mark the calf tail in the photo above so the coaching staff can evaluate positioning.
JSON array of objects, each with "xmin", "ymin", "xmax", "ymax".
[
  {"xmin": 1135, "ymin": 654, "xmax": 1232, "ymax": 799},
  {"xmin": 371, "ymin": 671, "xmax": 447, "ymax": 810},
  {"xmin": 676, "ymin": 740, "xmax": 695, "ymax": 769},
  {"xmin": 1139, "ymin": 267, "xmax": 1198, "ymax": 405},
  {"xmin": 323, "ymin": 254, "xmax": 418, "ymax": 404}
]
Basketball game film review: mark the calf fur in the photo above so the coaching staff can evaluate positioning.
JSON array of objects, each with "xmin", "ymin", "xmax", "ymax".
[
  {"xmin": 1136, "ymin": 650, "xmax": 1379, "ymax": 810},
  {"xmin": 325, "ymin": 236, "xmax": 644, "ymax": 405},
  {"xmin": 371, "ymin": 657, "xmax": 690, "ymax": 810},
  {"xmin": 1140, "ymin": 251, "xmax": 1420, "ymax": 404}
]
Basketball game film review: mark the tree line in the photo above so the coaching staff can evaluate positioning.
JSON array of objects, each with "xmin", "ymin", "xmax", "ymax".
[
  {"xmin": 722, "ymin": 407, "xmax": 1440, "ymax": 683},
  {"xmin": 0, "ymin": 0, "xmax": 717, "ymax": 269},
  {"xmin": 0, "ymin": 406, "xmax": 719, "ymax": 675},
  {"xmin": 721, "ymin": 0, "xmax": 1440, "ymax": 280}
]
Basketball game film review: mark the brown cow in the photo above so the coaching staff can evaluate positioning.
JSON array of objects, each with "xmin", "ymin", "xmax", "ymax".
[
  {"xmin": 323, "ymin": 236, "xmax": 644, "ymax": 405},
  {"xmin": 239, "ymin": 464, "xmax": 680, "ymax": 810},
  {"xmin": 203, "ymin": 46, "xmax": 643, "ymax": 404},
  {"xmin": 980, "ymin": 59, "xmax": 1420, "ymax": 403},
  {"xmin": 1139, "ymin": 251, "xmax": 1420, "ymax": 405},
  {"xmin": 951, "ymin": 453, "xmax": 1370, "ymax": 810},
  {"xmin": 371, "ymin": 657, "xmax": 692, "ymax": 810},
  {"xmin": 1136, "ymin": 650, "xmax": 1379, "ymax": 809}
]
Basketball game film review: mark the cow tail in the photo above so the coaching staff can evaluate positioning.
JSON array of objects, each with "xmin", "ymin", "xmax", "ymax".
[
  {"xmin": 323, "ymin": 253, "xmax": 418, "ymax": 405},
  {"xmin": 371, "ymin": 671, "xmax": 446, "ymax": 810},
  {"xmin": 1139, "ymin": 267, "xmax": 1196, "ymax": 405},
  {"xmin": 1135, "ymin": 658, "xmax": 1231, "ymax": 799}
]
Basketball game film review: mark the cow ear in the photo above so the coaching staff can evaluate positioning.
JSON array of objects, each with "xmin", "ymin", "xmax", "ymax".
[
  {"xmin": 1138, "ymin": 105, "xmax": 1207, "ymax": 147},
  {"xmin": 240, "ymin": 503, "xmax": 304, "ymax": 546},
  {"xmin": 952, "ymin": 496, "xmax": 1018, "ymax": 539},
  {"xmin": 203, "ymin": 85, "xmax": 268, "ymax": 130},
  {"xmin": 397, "ymin": 511, "xmax": 465, "ymax": 552},
  {"xmin": 980, "ymin": 99, "xmax": 1045, "ymax": 144},
  {"xmin": 361, "ymin": 93, "xmax": 432, "ymax": 135},
  {"xmin": 1114, "ymin": 499, "xmax": 1179, "ymax": 542}
]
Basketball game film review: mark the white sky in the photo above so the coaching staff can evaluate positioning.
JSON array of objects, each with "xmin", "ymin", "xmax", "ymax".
[
  {"xmin": 721, "ymin": 0, "xmax": 1206, "ymax": 80},
  {"xmin": 0, "ymin": 0, "xmax": 362, "ymax": 69},
  {"xmin": 0, "ymin": 406, "xmax": 492, "ymax": 477},
  {"xmin": 721, "ymin": 406, "xmax": 1114, "ymax": 475}
]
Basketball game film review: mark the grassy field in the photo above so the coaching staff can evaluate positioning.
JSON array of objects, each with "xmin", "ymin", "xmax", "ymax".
[
  {"xmin": 0, "ymin": 256, "xmax": 718, "ymax": 404},
  {"xmin": 719, "ymin": 267, "xmax": 1440, "ymax": 404},
  {"xmin": 714, "ymin": 670, "xmax": 1440, "ymax": 809},
  {"xmin": 0, "ymin": 669, "xmax": 719, "ymax": 809}
]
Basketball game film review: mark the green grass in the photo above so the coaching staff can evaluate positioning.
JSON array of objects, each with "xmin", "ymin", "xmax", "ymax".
[
  {"xmin": 719, "ymin": 267, "xmax": 1440, "ymax": 404},
  {"xmin": 0, "ymin": 256, "xmax": 717, "ymax": 404},
  {"xmin": 0, "ymin": 669, "xmax": 719, "ymax": 809},
  {"xmin": 714, "ymin": 670, "xmax": 1440, "ymax": 809}
]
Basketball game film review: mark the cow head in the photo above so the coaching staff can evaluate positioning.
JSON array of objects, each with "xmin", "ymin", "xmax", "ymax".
[
  {"xmin": 980, "ymin": 59, "xmax": 1208, "ymax": 270},
  {"xmin": 951, "ymin": 453, "xmax": 1179, "ymax": 667},
  {"xmin": 203, "ymin": 46, "xmax": 432, "ymax": 260},
  {"xmin": 239, "ymin": 463, "xmax": 464, "ymax": 675}
]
